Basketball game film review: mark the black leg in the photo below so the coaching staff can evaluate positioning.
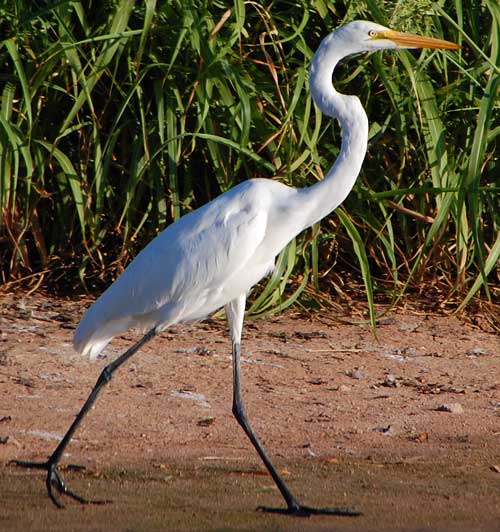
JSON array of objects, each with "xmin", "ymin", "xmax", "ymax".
[
  {"xmin": 14, "ymin": 328, "xmax": 157, "ymax": 508},
  {"xmin": 231, "ymin": 341, "xmax": 361, "ymax": 517}
]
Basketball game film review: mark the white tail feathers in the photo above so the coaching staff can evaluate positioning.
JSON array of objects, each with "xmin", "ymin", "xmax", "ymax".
[
  {"xmin": 74, "ymin": 336, "xmax": 112, "ymax": 360},
  {"xmin": 73, "ymin": 307, "xmax": 133, "ymax": 360}
]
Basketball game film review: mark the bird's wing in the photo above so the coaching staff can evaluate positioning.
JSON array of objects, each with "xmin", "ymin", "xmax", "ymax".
[
  {"xmin": 74, "ymin": 182, "xmax": 272, "ymax": 356},
  {"xmin": 127, "ymin": 197, "xmax": 270, "ymax": 317}
]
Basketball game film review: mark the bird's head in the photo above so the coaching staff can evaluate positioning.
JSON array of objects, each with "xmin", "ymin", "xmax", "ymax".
[
  {"xmin": 334, "ymin": 20, "xmax": 460, "ymax": 54},
  {"xmin": 309, "ymin": 20, "xmax": 459, "ymax": 120}
]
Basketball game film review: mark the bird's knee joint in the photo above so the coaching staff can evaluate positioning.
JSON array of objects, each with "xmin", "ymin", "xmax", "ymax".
[
  {"xmin": 232, "ymin": 400, "xmax": 247, "ymax": 425},
  {"xmin": 99, "ymin": 366, "xmax": 113, "ymax": 384}
]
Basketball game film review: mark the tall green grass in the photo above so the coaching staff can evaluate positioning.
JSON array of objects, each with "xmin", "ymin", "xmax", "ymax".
[{"xmin": 0, "ymin": 1, "xmax": 498, "ymax": 323}]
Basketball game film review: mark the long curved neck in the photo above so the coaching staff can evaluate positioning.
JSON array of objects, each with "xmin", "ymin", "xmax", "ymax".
[{"xmin": 295, "ymin": 33, "xmax": 369, "ymax": 231}]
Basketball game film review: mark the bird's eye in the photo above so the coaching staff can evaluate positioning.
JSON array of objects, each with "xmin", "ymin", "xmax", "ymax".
[{"xmin": 368, "ymin": 30, "xmax": 377, "ymax": 38}]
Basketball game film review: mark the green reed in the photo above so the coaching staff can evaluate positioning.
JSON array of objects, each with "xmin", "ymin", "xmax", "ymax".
[{"xmin": 0, "ymin": 0, "xmax": 498, "ymax": 324}]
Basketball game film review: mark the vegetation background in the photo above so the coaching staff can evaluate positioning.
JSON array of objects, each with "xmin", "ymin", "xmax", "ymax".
[{"xmin": 0, "ymin": 0, "xmax": 498, "ymax": 326}]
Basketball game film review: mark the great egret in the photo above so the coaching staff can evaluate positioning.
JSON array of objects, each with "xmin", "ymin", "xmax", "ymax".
[{"xmin": 17, "ymin": 20, "xmax": 458, "ymax": 516}]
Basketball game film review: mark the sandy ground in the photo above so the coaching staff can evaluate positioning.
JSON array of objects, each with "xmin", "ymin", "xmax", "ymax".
[{"xmin": 0, "ymin": 292, "xmax": 499, "ymax": 531}]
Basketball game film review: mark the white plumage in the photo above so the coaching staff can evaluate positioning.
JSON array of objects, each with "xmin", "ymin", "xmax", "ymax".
[
  {"xmin": 74, "ymin": 179, "xmax": 296, "ymax": 358},
  {"xmin": 22, "ymin": 20, "xmax": 458, "ymax": 513}
]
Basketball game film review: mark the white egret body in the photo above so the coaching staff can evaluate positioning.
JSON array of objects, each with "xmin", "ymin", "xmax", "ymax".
[{"xmin": 18, "ymin": 20, "xmax": 459, "ymax": 515}]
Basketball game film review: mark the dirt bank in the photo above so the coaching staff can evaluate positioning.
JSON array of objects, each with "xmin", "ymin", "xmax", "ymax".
[{"xmin": 1, "ymin": 293, "xmax": 499, "ymax": 531}]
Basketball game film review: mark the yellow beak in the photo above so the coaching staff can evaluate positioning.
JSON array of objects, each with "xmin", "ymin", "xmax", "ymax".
[{"xmin": 380, "ymin": 30, "xmax": 460, "ymax": 50}]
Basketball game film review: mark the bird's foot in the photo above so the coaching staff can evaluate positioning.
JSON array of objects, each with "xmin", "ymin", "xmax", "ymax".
[
  {"xmin": 11, "ymin": 459, "xmax": 111, "ymax": 508},
  {"xmin": 257, "ymin": 502, "xmax": 361, "ymax": 517},
  {"xmin": 12, "ymin": 459, "xmax": 86, "ymax": 472}
]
